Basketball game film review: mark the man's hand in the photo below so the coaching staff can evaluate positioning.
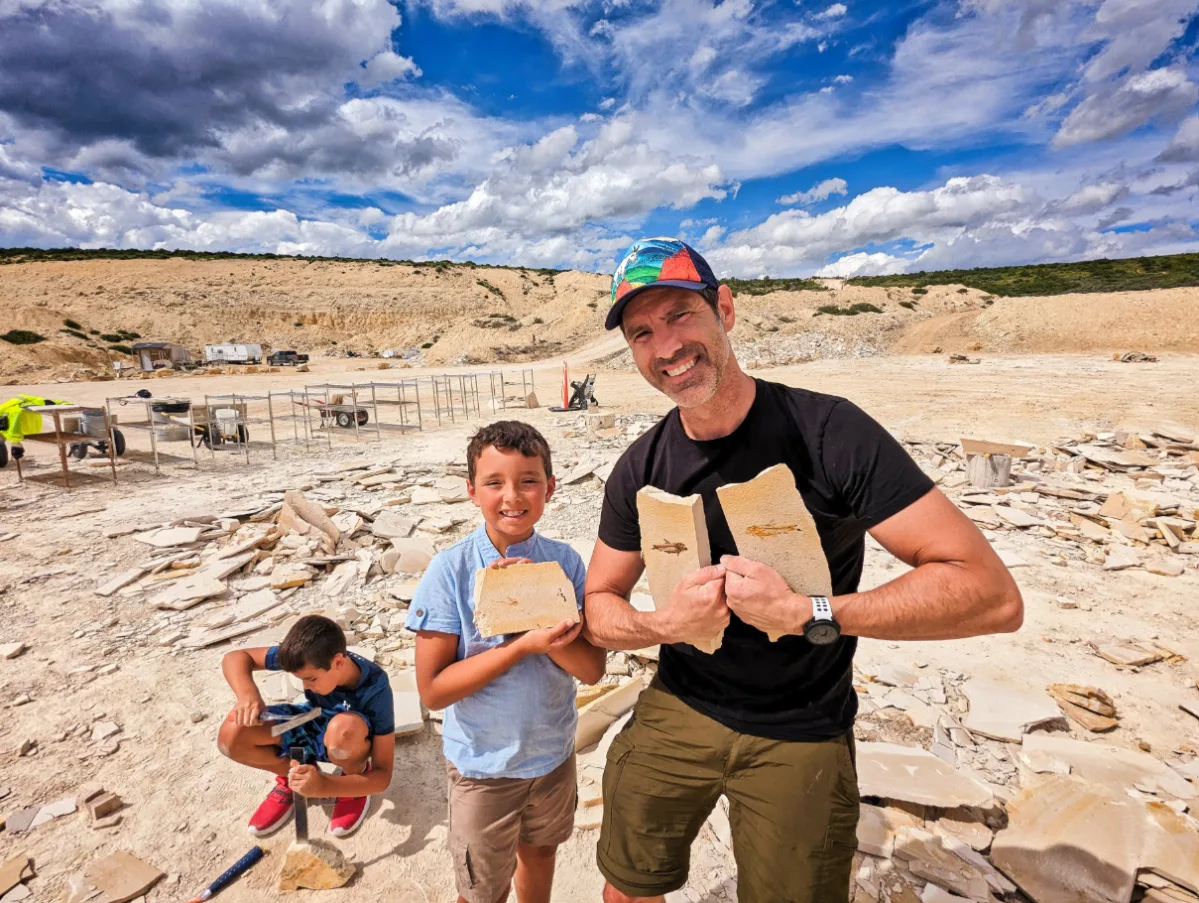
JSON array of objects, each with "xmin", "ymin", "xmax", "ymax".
[
  {"xmin": 288, "ymin": 761, "xmax": 329, "ymax": 798},
  {"xmin": 228, "ymin": 693, "xmax": 265, "ymax": 727},
  {"xmin": 512, "ymin": 619, "xmax": 582, "ymax": 656},
  {"xmin": 657, "ymin": 565, "xmax": 730, "ymax": 646},
  {"xmin": 721, "ymin": 555, "xmax": 802, "ymax": 639}
]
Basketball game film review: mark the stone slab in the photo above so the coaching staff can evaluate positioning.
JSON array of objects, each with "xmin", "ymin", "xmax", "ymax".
[
  {"xmin": 716, "ymin": 463, "xmax": 832, "ymax": 640},
  {"xmin": 472, "ymin": 561, "xmax": 579, "ymax": 638},
  {"xmin": 962, "ymin": 679, "xmax": 1066, "ymax": 742},
  {"xmin": 856, "ymin": 742, "xmax": 993, "ymax": 808}
]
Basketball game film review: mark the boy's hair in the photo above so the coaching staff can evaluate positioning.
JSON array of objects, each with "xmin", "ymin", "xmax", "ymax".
[
  {"xmin": 467, "ymin": 420, "xmax": 553, "ymax": 483},
  {"xmin": 277, "ymin": 615, "xmax": 348, "ymax": 672}
]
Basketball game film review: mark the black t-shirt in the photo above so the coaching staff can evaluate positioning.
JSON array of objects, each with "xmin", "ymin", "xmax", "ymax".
[{"xmin": 598, "ymin": 379, "xmax": 934, "ymax": 741}]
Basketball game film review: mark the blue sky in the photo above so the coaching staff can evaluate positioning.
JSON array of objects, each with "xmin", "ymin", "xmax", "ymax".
[{"xmin": 1, "ymin": 0, "xmax": 1198, "ymax": 276}]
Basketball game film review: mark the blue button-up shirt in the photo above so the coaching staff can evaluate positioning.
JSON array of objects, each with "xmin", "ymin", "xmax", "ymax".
[{"xmin": 405, "ymin": 525, "xmax": 587, "ymax": 779}]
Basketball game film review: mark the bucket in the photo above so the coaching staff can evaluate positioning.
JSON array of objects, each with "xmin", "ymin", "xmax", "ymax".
[
  {"xmin": 150, "ymin": 401, "xmax": 191, "ymax": 442},
  {"xmin": 79, "ymin": 410, "xmax": 113, "ymax": 438}
]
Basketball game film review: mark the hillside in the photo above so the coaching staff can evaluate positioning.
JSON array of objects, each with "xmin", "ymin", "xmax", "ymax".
[{"xmin": 3, "ymin": 250, "xmax": 1199, "ymax": 383}]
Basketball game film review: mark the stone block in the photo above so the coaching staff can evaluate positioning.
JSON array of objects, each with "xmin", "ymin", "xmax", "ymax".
[
  {"xmin": 715, "ymin": 463, "xmax": 831, "ymax": 640},
  {"xmin": 87, "ymin": 792, "xmax": 123, "ymax": 821},
  {"xmin": 635, "ymin": 486, "xmax": 718, "ymax": 652},
  {"xmin": 278, "ymin": 841, "xmax": 355, "ymax": 891},
  {"xmin": 961, "ymin": 679, "xmax": 1067, "ymax": 742},
  {"xmin": 856, "ymin": 742, "xmax": 993, "ymax": 808},
  {"xmin": 472, "ymin": 561, "xmax": 578, "ymax": 638}
]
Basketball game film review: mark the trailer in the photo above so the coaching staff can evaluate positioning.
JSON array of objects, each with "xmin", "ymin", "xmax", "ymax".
[{"xmin": 204, "ymin": 343, "xmax": 263, "ymax": 365}]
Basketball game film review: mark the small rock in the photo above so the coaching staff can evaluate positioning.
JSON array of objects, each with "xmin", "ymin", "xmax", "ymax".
[
  {"xmin": 0, "ymin": 642, "xmax": 27, "ymax": 659},
  {"xmin": 189, "ymin": 712, "xmax": 207, "ymax": 724},
  {"xmin": 92, "ymin": 813, "xmax": 123, "ymax": 830},
  {"xmin": 18, "ymin": 738, "xmax": 35, "ymax": 756},
  {"xmin": 92, "ymin": 721, "xmax": 121, "ymax": 741},
  {"xmin": 12, "ymin": 693, "xmax": 32, "ymax": 706}
]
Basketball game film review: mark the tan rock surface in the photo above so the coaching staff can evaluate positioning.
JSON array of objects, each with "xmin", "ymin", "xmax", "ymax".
[
  {"xmin": 279, "ymin": 841, "xmax": 356, "ymax": 891},
  {"xmin": 472, "ymin": 561, "xmax": 579, "ymax": 638}
]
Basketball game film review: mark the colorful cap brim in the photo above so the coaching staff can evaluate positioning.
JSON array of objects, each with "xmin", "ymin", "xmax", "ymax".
[{"xmin": 605, "ymin": 280, "xmax": 709, "ymax": 330}]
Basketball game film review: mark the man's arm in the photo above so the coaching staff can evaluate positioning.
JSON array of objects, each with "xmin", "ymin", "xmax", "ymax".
[
  {"xmin": 583, "ymin": 540, "xmax": 730, "ymax": 651},
  {"xmin": 722, "ymin": 488, "xmax": 1023, "ymax": 640}
]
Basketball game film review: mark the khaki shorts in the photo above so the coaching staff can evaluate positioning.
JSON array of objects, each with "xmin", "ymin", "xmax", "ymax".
[
  {"xmin": 447, "ymin": 756, "xmax": 577, "ymax": 903},
  {"xmin": 598, "ymin": 679, "xmax": 860, "ymax": 903}
]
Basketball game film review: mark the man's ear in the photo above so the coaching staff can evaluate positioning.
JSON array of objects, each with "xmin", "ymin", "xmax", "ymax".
[{"xmin": 717, "ymin": 284, "xmax": 736, "ymax": 332}]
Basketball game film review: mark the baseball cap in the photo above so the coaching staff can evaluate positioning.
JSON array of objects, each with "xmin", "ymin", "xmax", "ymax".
[{"xmin": 606, "ymin": 237, "xmax": 719, "ymax": 330}]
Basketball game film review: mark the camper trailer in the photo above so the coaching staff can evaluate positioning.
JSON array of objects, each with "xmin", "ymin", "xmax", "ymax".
[{"xmin": 204, "ymin": 343, "xmax": 263, "ymax": 365}]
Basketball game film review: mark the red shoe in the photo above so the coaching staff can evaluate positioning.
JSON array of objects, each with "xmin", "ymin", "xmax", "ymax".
[
  {"xmin": 329, "ymin": 793, "xmax": 370, "ymax": 837},
  {"xmin": 247, "ymin": 775, "xmax": 294, "ymax": 837}
]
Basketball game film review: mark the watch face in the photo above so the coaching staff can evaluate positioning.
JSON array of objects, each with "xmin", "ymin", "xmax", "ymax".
[{"xmin": 806, "ymin": 622, "xmax": 840, "ymax": 645}]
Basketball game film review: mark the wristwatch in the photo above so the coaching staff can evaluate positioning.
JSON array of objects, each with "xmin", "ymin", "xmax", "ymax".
[{"xmin": 803, "ymin": 595, "xmax": 841, "ymax": 645}]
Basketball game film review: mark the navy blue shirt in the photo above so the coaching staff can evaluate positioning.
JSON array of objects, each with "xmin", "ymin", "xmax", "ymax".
[{"xmin": 264, "ymin": 648, "xmax": 395, "ymax": 736}]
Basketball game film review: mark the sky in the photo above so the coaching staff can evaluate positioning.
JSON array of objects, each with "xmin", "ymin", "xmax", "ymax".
[{"xmin": 1, "ymin": 0, "xmax": 1198, "ymax": 277}]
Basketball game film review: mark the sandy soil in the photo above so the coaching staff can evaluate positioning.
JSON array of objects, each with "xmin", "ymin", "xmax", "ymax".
[{"xmin": 1, "ymin": 352, "xmax": 1197, "ymax": 902}]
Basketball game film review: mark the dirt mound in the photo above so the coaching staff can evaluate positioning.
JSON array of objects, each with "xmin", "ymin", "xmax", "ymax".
[
  {"xmin": 1, "ymin": 258, "xmax": 609, "ymax": 381},
  {"xmin": 5, "ymin": 258, "xmax": 1198, "ymax": 384}
]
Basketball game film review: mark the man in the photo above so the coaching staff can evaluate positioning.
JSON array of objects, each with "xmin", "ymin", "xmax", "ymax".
[{"xmin": 583, "ymin": 237, "xmax": 1023, "ymax": 903}]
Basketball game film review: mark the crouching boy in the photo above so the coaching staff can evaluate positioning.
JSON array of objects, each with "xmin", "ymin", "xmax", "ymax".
[
  {"xmin": 218, "ymin": 614, "xmax": 395, "ymax": 838},
  {"xmin": 409, "ymin": 421, "xmax": 605, "ymax": 903}
]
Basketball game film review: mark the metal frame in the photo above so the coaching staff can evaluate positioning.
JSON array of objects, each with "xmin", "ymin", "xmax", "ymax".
[
  {"xmin": 202, "ymin": 393, "xmax": 278, "ymax": 463},
  {"xmin": 104, "ymin": 395, "xmax": 200, "ymax": 474}
]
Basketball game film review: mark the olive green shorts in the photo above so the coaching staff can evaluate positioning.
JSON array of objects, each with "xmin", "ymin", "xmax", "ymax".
[{"xmin": 597, "ymin": 679, "xmax": 860, "ymax": 902}]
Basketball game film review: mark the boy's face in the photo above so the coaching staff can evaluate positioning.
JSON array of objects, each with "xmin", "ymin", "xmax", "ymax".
[
  {"xmin": 292, "ymin": 654, "xmax": 345, "ymax": 695},
  {"xmin": 468, "ymin": 444, "xmax": 555, "ymax": 543}
]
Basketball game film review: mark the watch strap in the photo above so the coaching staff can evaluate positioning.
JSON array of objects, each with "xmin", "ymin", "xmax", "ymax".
[{"xmin": 810, "ymin": 595, "xmax": 833, "ymax": 621}]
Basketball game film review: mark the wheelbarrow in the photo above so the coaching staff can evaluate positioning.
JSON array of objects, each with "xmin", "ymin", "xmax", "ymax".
[
  {"xmin": 292, "ymin": 396, "xmax": 369, "ymax": 429},
  {"xmin": 66, "ymin": 409, "xmax": 126, "ymax": 461}
]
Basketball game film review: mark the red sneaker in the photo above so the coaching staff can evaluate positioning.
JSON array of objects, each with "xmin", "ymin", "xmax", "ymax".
[
  {"xmin": 247, "ymin": 775, "xmax": 294, "ymax": 837},
  {"xmin": 329, "ymin": 794, "xmax": 370, "ymax": 838}
]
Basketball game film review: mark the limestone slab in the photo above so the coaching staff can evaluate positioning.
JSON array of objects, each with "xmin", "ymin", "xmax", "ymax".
[
  {"xmin": 991, "ymin": 775, "xmax": 1143, "ymax": 903},
  {"xmin": 636, "ymin": 486, "xmax": 719, "ymax": 653},
  {"xmin": 282, "ymin": 490, "xmax": 340, "ymax": 546},
  {"xmin": 1022, "ymin": 734, "xmax": 1196, "ymax": 800},
  {"xmin": 391, "ymin": 669, "xmax": 425, "ymax": 736},
  {"xmin": 962, "ymin": 679, "xmax": 1066, "ymax": 742},
  {"xmin": 716, "ymin": 463, "xmax": 831, "ymax": 641},
  {"xmin": 472, "ymin": 561, "xmax": 578, "ymax": 638},
  {"xmin": 77, "ymin": 850, "xmax": 163, "ymax": 903},
  {"xmin": 576, "ymin": 676, "xmax": 646, "ymax": 752},
  {"xmin": 149, "ymin": 574, "xmax": 227, "ymax": 611},
  {"xmin": 856, "ymin": 742, "xmax": 993, "ymax": 808},
  {"xmin": 133, "ymin": 527, "xmax": 202, "ymax": 548},
  {"xmin": 385, "ymin": 537, "xmax": 435, "ymax": 574},
  {"xmin": 94, "ymin": 568, "xmax": 146, "ymax": 597},
  {"xmin": 278, "ymin": 841, "xmax": 355, "ymax": 891}
]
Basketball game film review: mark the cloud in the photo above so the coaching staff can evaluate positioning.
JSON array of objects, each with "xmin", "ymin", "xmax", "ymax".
[
  {"xmin": 833, "ymin": 74, "xmax": 853, "ymax": 84},
  {"xmin": 816, "ymin": 251, "xmax": 904, "ymax": 277},
  {"xmin": 708, "ymin": 174, "xmax": 1040, "ymax": 275},
  {"xmin": 0, "ymin": 0, "xmax": 401, "ymax": 162},
  {"xmin": 359, "ymin": 51, "xmax": 422, "ymax": 87},
  {"xmin": 1157, "ymin": 115, "xmax": 1199, "ymax": 163},
  {"xmin": 1054, "ymin": 181, "xmax": 1129, "ymax": 214},
  {"xmin": 777, "ymin": 177, "xmax": 849, "ymax": 206},
  {"xmin": 816, "ymin": 4, "xmax": 848, "ymax": 19},
  {"xmin": 1054, "ymin": 67, "xmax": 1199, "ymax": 148}
]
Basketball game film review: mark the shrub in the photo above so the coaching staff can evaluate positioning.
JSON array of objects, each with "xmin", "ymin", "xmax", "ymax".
[
  {"xmin": 957, "ymin": 288, "xmax": 968, "ymax": 294},
  {"xmin": 421, "ymin": 342, "xmax": 434, "ymax": 349},
  {"xmin": 532, "ymin": 317, "xmax": 544, "ymax": 324},
  {"xmin": 778, "ymin": 315, "xmax": 795, "ymax": 323},
  {"xmin": 89, "ymin": 328, "xmax": 100, "ymax": 335},
  {"xmin": 477, "ymin": 279, "xmax": 504, "ymax": 299},
  {"xmin": 2, "ymin": 330, "xmax": 47, "ymax": 345},
  {"xmin": 63, "ymin": 318, "xmax": 82, "ymax": 330},
  {"xmin": 60, "ymin": 328, "xmax": 89, "ymax": 340},
  {"xmin": 899, "ymin": 300, "xmax": 917, "ymax": 310},
  {"xmin": 911, "ymin": 287, "xmax": 928, "ymax": 296},
  {"xmin": 814, "ymin": 303, "xmax": 883, "ymax": 316},
  {"xmin": 99, "ymin": 333, "xmax": 124, "ymax": 342},
  {"xmin": 108, "ymin": 344, "xmax": 133, "ymax": 355},
  {"xmin": 587, "ymin": 301, "xmax": 598, "ymax": 309},
  {"xmin": 725, "ymin": 277, "xmax": 828, "ymax": 295},
  {"xmin": 117, "ymin": 330, "xmax": 140, "ymax": 340}
]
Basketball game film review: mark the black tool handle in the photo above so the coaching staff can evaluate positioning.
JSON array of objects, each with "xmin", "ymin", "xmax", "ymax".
[
  {"xmin": 206, "ymin": 846, "xmax": 264, "ymax": 897},
  {"xmin": 289, "ymin": 746, "xmax": 310, "ymax": 840}
]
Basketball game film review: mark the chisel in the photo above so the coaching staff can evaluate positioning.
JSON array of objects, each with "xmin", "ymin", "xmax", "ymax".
[{"xmin": 289, "ymin": 745, "xmax": 310, "ymax": 843}]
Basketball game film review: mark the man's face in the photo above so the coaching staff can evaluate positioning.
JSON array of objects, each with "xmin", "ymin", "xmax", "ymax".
[{"xmin": 620, "ymin": 286, "xmax": 735, "ymax": 408}]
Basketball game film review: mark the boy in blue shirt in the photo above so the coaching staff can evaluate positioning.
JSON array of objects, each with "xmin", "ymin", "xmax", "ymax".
[
  {"xmin": 408, "ymin": 421, "xmax": 605, "ymax": 903},
  {"xmin": 218, "ymin": 614, "xmax": 395, "ymax": 838}
]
